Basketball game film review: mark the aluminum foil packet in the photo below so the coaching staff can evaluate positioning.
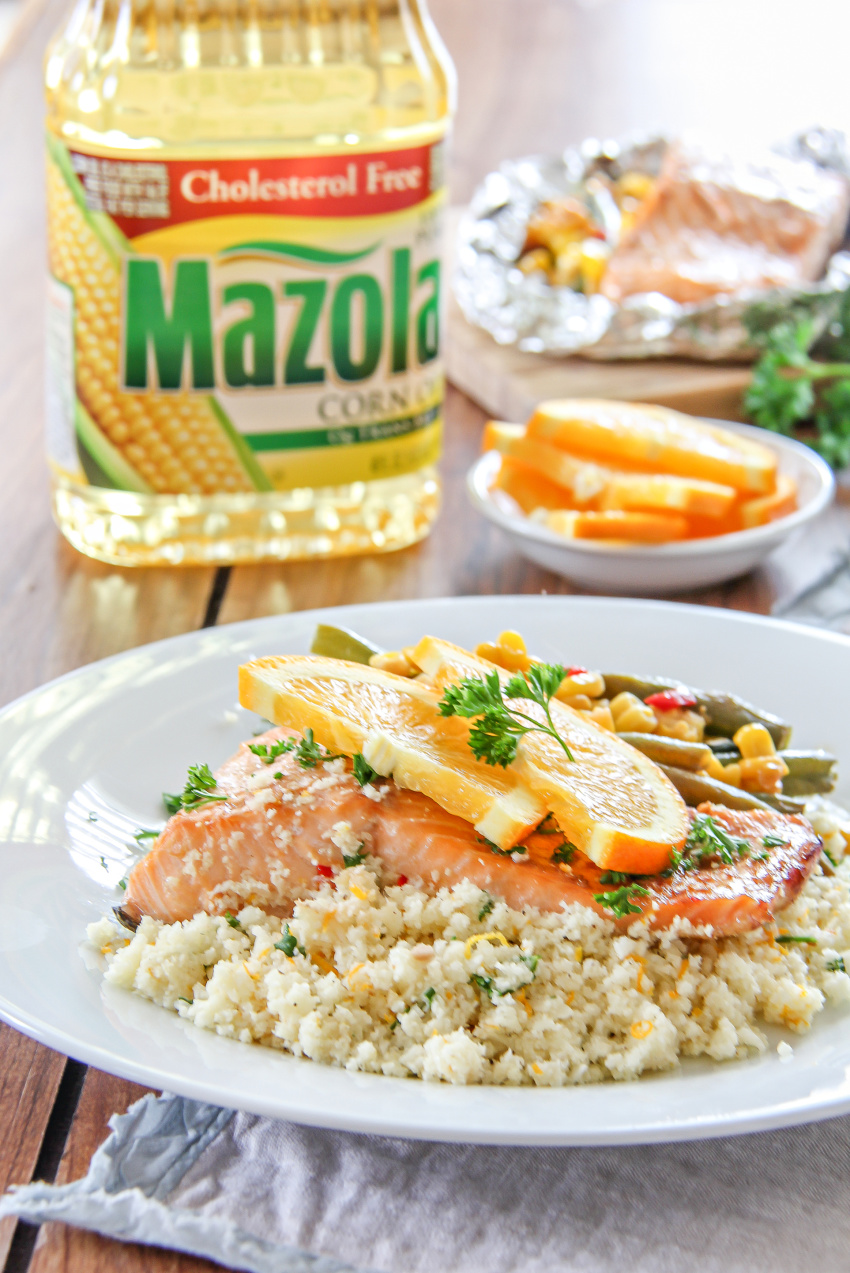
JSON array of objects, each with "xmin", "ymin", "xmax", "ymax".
[{"xmin": 454, "ymin": 129, "xmax": 850, "ymax": 361}]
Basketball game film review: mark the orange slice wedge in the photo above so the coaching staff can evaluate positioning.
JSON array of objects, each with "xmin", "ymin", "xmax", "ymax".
[
  {"xmin": 492, "ymin": 456, "xmax": 572, "ymax": 514},
  {"xmin": 238, "ymin": 655, "xmax": 546, "ymax": 848},
  {"xmin": 739, "ymin": 473, "xmax": 798, "ymax": 528},
  {"xmin": 545, "ymin": 509, "xmax": 690, "ymax": 542},
  {"xmin": 485, "ymin": 421, "xmax": 738, "ymax": 518},
  {"xmin": 412, "ymin": 637, "xmax": 689, "ymax": 874},
  {"xmin": 527, "ymin": 399, "xmax": 778, "ymax": 494}
]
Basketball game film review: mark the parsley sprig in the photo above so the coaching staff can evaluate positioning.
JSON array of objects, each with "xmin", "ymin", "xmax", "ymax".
[
  {"xmin": 593, "ymin": 882, "xmax": 650, "ymax": 918},
  {"xmin": 163, "ymin": 763, "xmax": 227, "ymax": 815},
  {"xmin": 250, "ymin": 731, "xmax": 379, "ymax": 788},
  {"xmin": 744, "ymin": 318, "xmax": 850, "ymax": 469},
  {"xmin": 673, "ymin": 813, "xmax": 753, "ymax": 873},
  {"xmin": 249, "ymin": 737, "xmax": 296, "ymax": 765},
  {"xmin": 439, "ymin": 664, "xmax": 574, "ymax": 768}
]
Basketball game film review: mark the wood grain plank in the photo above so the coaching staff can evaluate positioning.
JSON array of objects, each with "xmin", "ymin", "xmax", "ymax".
[
  {"xmin": 0, "ymin": 1028, "xmax": 66, "ymax": 1268},
  {"xmin": 28, "ymin": 1071, "xmax": 220, "ymax": 1273}
]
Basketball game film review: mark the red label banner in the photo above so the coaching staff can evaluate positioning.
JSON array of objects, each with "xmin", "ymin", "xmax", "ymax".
[{"xmin": 68, "ymin": 143, "xmax": 440, "ymax": 238}]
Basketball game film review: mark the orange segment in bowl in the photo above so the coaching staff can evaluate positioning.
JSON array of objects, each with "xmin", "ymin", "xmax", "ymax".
[
  {"xmin": 527, "ymin": 399, "xmax": 778, "ymax": 494},
  {"xmin": 238, "ymin": 655, "xmax": 546, "ymax": 849},
  {"xmin": 600, "ymin": 472, "xmax": 737, "ymax": 519},
  {"xmin": 492, "ymin": 456, "xmax": 572, "ymax": 514},
  {"xmin": 412, "ymin": 637, "xmax": 689, "ymax": 874},
  {"xmin": 739, "ymin": 473, "xmax": 798, "ymax": 528},
  {"xmin": 484, "ymin": 424, "xmax": 608, "ymax": 502},
  {"xmin": 545, "ymin": 509, "xmax": 690, "ymax": 542}
]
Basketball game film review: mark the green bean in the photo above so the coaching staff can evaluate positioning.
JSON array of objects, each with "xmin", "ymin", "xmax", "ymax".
[
  {"xmin": 778, "ymin": 751, "xmax": 838, "ymax": 797},
  {"xmin": 658, "ymin": 764, "xmax": 772, "ymax": 812},
  {"xmin": 617, "ymin": 733, "xmax": 712, "ymax": 772},
  {"xmin": 760, "ymin": 792, "xmax": 809, "ymax": 815},
  {"xmin": 602, "ymin": 673, "xmax": 792, "ymax": 748},
  {"xmin": 310, "ymin": 624, "xmax": 383, "ymax": 664}
]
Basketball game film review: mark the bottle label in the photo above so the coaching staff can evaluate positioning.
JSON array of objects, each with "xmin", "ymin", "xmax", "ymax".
[{"xmin": 45, "ymin": 134, "xmax": 446, "ymax": 496}]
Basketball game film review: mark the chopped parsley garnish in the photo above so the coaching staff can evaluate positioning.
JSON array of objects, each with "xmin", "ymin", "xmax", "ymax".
[
  {"xmin": 99, "ymin": 855, "xmax": 107, "ymax": 871},
  {"xmin": 352, "ymin": 753, "xmax": 379, "ymax": 787},
  {"xmin": 178, "ymin": 996, "xmax": 193, "ymax": 1004},
  {"xmin": 823, "ymin": 846, "xmax": 839, "ymax": 868},
  {"xmin": 673, "ymin": 813, "xmax": 751, "ymax": 872},
  {"xmin": 274, "ymin": 923, "xmax": 305, "ymax": 957},
  {"xmin": 520, "ymin": 953, "xmax": 539, "ymax": 975},
  {"xmin": 827, "ymin": 956, "xmax": 847, "ymax": 973},
  {"xmin": 478, "ymin": 895, "xmax": 495, "ymax": 922},
  {"xmin": 438, "ymin": 664, "xmax": 574, "ymax": 768},
  {"xmin": 593, "ymin": 883, "xmax": 650, "ymax": 917},
  {"xmin": 224, "ymin": 911, "xmax": 242, "ymax": 930},
  {"xmin": 118, "ymin": 877, "xmax": 127, "ymax": 890},
  {"xmin": 249, "ymin": 737, "xmax": 296, "ymax": 765},
  {"xmin": 599, "ymin": 871, "xmax": 630, "ymax": 886},
  {"xmin": 422, "ymin": 987, "xmax": 436, "ymax": 1009},
  {"xmin": 296, "ymin": 728, "xmax": 343, "ymax": 768},
  {"xmin": 163, "ymin": 763, "xmax": 227, "ymax": 815},
  {"xmin": 343, "ymin": 849, "xmax": 367, "ymax": 868},
  {"xmin": 477, "ymin": 834, "xmax": 526, "ymax": 856},
  {"xmin": 133, "ymin": 828, "xmax": 160, "ymax": 843},
  {"xmin": 775, "ymin": 934, "xmax": 817, "ymax": 945},
  {"xmin": 470, "ymin": 972, "xmax": 496, "ymax": 996},
  {"xmin": 552, "ymin": 841, "xmax": 577, "ymax": 864},
  {"xmin": 762, "ymin": 833, "xmax": 789, "ymax": 848}
]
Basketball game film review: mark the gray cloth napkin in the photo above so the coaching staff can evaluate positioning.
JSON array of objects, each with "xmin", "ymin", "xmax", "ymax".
[{"xmin": 3, "ymin": 1091, "xmax": 850, "ymax": 1273}]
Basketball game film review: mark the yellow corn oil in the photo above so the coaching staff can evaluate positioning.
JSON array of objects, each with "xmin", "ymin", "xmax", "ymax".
[{"xmin": 44, "ymin": 1, "xmax": 455, "ymax": 565}]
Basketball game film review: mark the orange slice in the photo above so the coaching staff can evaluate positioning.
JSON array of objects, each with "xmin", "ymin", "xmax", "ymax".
[
  {"xmin": 484, "ymin": 423, "xmax": 608, "ymax": 502},
  {"xmin": 739, "ymin": 473, "xmax": 797, "ymax": 528},
  {"xmin": 600, "ymin": 472, "xmax": 737, "ymax": 519},
  {"xmin": 238, "ymin": 655, "xmax": 546, "ymax": 848},
  {"xmin": 545, "ymin": 509, "xmax": 690, "ymax": 542},
  {"xmin": 485, "ymin": 421, "xmax": 738, "ymax": 518},
  {"xmin": 412, "ymin": 637, "xmax": 688, "ymax": 874},
  {"xmin": 527, "ymin": 399, "xmax": 778, "ymax": 494},
  {"xmin": 492, "ymin": 456, "xmax": 572, "ymax": 515}
]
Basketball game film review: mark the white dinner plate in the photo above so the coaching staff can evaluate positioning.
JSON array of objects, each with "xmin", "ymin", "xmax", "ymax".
[
  {"xmin": 0, "ymin": 595, "xmax": 849, "ymax": 1146},
  {"xmin": 467, "ymin": 421, "xmax": 835, "ymax": 594}
]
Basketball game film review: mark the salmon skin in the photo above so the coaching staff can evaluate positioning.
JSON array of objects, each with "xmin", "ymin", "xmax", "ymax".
[
  {"xmin": 123, "ymin": 729, "xmax": 823, "ymax": 937},
  {"xmin": 601, "ymin": 140, "xmax": 850, "ymax": 305}
]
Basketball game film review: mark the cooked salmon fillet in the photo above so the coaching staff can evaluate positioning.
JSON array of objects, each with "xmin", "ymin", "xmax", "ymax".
[
  {"xmin": 601, "ymin": 140, "xmax": 850, "ymax": 305},
  {"xmin": 122, "ymin": 729, "xmax": 822, "ymax": 936}
]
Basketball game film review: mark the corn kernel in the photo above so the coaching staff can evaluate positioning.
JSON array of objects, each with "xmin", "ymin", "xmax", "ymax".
[
  {"xmin": 610, "ymin": 691, "xmax": 657, "ymax": 734},
  {"xmin": 588, "ymin": 703, "xmax": 615, "ymax": 732},
  {"xmin": 733, "ymin": 723, "xmax": 775, "ymax": 758},
  {"xmin": 496, "ymin": 630, "xmax": 527, "ymax": 654},
  {"xmin": 369, "ymin": 651, "xmax": 418, "ymax": 677},
  {"xmin": 739, "ymin": 755, "xmax": 788, "ymax": 795},
  {"xmin": 475, "ymin": 641, "xmax": 530, "ymax": 673},
  {"xmin": 654, "ymin": 709, "xmax": 705, "ymax": 742},
  {"xmin": 557, "ymin": 668, "xmax": 605, "ymax": 700}
]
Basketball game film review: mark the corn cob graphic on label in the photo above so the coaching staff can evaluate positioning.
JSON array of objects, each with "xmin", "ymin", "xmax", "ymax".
[{"xmin": 45, "ymin": 134, "xmax": 446, "ymax": 495}]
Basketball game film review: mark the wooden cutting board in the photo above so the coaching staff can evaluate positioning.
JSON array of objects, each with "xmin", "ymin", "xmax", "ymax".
[{"xmin": 444, "ymin": 210, "xmax": 753, "ymax": 425}]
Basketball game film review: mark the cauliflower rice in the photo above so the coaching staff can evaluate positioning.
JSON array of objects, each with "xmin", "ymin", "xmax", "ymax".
[{"xmin": 89, "ymin": 797, "xmax": 850, "ymax": 1086}]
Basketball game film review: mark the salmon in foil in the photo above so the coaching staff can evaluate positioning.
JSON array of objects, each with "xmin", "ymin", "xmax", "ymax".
[{"xmin": 601, "ymin": 140, "xmax": 850, "ymax": 305}]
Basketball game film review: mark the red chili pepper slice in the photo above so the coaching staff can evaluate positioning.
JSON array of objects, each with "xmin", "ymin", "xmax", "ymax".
[
  {"xmin": 644, "ymin": 689, "xmax": 698, "ymax": 712},
  {"xmin": 397, "ymin": 875, "xmax": 409, "ymax": 887},
  {"xmin": 315, "ymin": 864, "xmax": 334, "ymax": 878},
  {"xmin": 566, "ymin": 665, "xmax": 589, "ymax": 677}
]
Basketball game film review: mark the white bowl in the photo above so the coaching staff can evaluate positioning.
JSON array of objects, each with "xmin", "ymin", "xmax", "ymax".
[{"xmin": 466, "ymin": 420, "xmax": 835, "ymax": 594}]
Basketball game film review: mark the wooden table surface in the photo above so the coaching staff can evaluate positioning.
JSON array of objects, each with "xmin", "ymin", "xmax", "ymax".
[{"xmin": 1, "ymin": 1, "xmax": 850, "ymax": 1270}]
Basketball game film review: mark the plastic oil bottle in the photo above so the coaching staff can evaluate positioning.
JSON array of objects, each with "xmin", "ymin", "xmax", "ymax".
[{"xmin": 44, "ymin": 0, "xmax": 455, "ymax": 565}]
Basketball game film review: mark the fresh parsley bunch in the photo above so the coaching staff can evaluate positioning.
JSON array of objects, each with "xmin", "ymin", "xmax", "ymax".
[
  {"xmin": 438, "ymin": 664, "xmax": 574, "ymax": 768},
  {"xmin": 745, "ymin": 317, "xmax": 850, "ymax": 469}
]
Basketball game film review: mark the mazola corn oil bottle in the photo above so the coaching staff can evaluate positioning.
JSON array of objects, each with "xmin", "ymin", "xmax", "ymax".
[{"xmin": 45, "ymin": 0, "xmax": 455, "ymax": 564}]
